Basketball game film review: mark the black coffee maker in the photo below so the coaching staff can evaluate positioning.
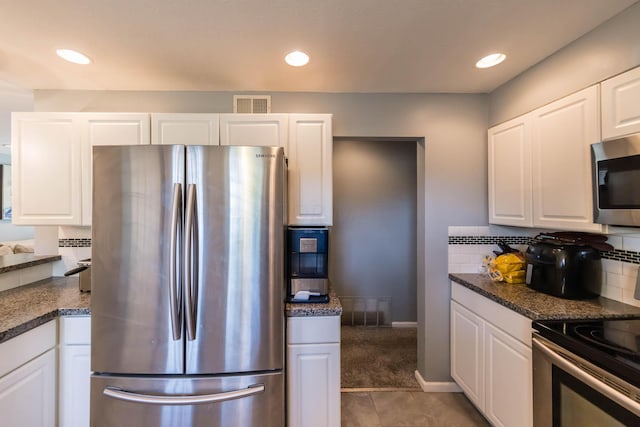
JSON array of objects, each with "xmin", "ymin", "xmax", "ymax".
[{"xmin": 287, "ymin": 227, "xmax": 329, "ymax": 303}]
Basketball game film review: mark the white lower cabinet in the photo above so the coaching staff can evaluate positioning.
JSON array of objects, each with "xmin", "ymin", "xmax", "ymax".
[
  {"xmin": 484, "ymin": 323, "xmax": 532, "ymax": 427},
  {"xmin": 287, "ymin": 316, "xmax": 340, "ymax": 427},
  {"xmin": 0, "ymin": 321, "xmax": 56, "ymax": 427},
  {"xmin": 59, "ymin": 316, "xmax": 91, "ymax": 427},
  {"xmin": 450, "ymin": 301, "xmax": 485, "ymax": 409},
  {"xmin": 451, "ymin": 283, "xmax": 532, "ymax": 427}
]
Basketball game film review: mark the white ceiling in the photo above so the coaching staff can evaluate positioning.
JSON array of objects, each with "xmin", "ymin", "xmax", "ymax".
[{"xmin": 0, "ymin": 0, "xmax": 637, "ymax": 93}]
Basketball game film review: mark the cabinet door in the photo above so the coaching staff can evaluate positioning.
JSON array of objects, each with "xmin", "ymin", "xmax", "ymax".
[
  {"xmin": 59, "ymin": 345, "xmax": 91, "ymax": 427},
  {"xmin": 601, "ymin": 66, "xmax": 640, "ymax": 140},
  {"xmin": 288, "ymin": 114, "xmax": 333, "ymax": 226},
  {"xmin": 450, "ymin": 301, "xmax": 485, "ymax": 410},
  {"xmin": 59, "ymin": 316, "xmax": 91, "ymax": 427},
  {"xmin": 531, "ymin": 85, "xmax": 602, "ymax": 231},
  {"xmin": 0, "ymin": 349, "xmax": 56, "ymax": 427},
  {"xmin": 151, "ymin": 113, "xmax": 219, "ymax": 145},
  {"xmin": 219, "ymin": 114, "xmax": 288, "ymax": 151},
  {"xmin": 81, "ymin": 113, "xmax": 150, "ymax": 225},
  {"xmin": 287, "ymin": 343, "xmax": 340, "ymax": 427},
  {"xmin": 484, "ymin": 323, "xmax": 532, "ymax": 427},
  {"xmin": 11, "ymin": 113, "xmax": 82, "ymax": 225},
  {"xmin": 488, "ymin": 116, "xmax": 532, "ymax": 227}
]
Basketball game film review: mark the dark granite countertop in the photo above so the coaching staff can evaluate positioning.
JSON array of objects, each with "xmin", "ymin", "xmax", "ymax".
[
  {"xmin": 285, "ymin": 289, "xmax": 342, "ymax": 317},
  {"xmin": 0, "ymin": 274, "xmax": 342, "ymax": 344},
  {"xmin": 0, "ymin": 276, "xmax": 90, "ymax": 344},
  {"xmin": 0, "ymin": 254, "xmax": 61, "ymax": 274},
  {"xmin": 450, "ymin": 273, "xmax": 640, "ymax": 321}
]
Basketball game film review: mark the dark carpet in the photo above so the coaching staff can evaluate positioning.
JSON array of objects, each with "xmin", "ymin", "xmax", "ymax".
[{"xmin": 341, "ymin": 326, "xmax": 420, "ymax": 389}]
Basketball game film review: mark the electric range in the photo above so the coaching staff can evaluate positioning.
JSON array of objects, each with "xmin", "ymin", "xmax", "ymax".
[{"xmin": 534, "ymin": 318, "xmax": 640, "ymax": 388}]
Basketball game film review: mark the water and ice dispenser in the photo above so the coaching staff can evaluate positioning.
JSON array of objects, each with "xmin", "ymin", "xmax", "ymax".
[{"xmin": 287, "ymin": 227, "xmax": 330, "ymax": 302}]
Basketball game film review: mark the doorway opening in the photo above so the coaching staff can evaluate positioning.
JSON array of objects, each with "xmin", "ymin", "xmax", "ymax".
[{"xmin": 331, "ymin": 137, "xmax": 419, "ymax": 390}]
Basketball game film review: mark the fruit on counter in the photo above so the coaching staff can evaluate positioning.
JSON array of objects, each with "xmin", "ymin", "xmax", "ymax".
[{"xmin": 485, "ymin": 252, "xmax": 526, "ymax": 284}]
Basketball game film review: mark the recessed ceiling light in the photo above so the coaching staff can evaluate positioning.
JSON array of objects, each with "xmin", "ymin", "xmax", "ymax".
[
  {"xmin": 56, "ymin": 49, "xmax": 91, "ymax": 65},
  {"xmin": 476, "ymin": 53, "xmax": 506, "ymax": 69},
  {"xmin": 285, "ymin": 50, "xmax": 309, "ymax": 67}
]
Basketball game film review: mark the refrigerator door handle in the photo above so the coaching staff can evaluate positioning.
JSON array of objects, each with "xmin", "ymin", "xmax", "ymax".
[
  {"xmin": 103, "ymin": 384, "xmax": 265, "ymax": 405},
  {"xmin": 169, "ymin": 183, "xmax": 182, "ymax": 341},
  {"xmin": 184, "ymin": 183, "xmax": 198, "ymax": 340}
]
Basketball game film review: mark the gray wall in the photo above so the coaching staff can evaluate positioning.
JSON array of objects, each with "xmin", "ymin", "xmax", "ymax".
[
  {"xmin": 490, "ymin": 2, "xmax": 640, "ymax": 126},
  {"xmin": 330, "ymin": 139, "xmax": 417, "ymax": 322},
  {"xmin": 34, "ymin": 90, "xmax": 489, "ymax": 382}
]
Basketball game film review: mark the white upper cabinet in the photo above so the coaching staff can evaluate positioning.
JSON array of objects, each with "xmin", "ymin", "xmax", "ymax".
[
  {"xmin": 13, "ymin": 112, "xmax": 332, "ymax": 227},
  {"xmin": 81, "ymin": 113, "xmax": 150, "ymax": 225},
  {"xmin": 488, "ymin": 116, "xmax": 532, "ymax": 227},
  {"xmin": 531, "ymin": 86, "xmax": 601, "ymax": 231},
  {"xmin": 219, "ymin": 114, "xmax": 288, "ymax": 151},
  {"xmin": 151, "ymin": 113, "xmax": 219, "ymax": 145},
  {"xmin": 488, "ymin": 85, "xmax": 602, "ymax": 232},
  {"xmin": 288, "ymin": 114, "xmax": 333, "ymax": 226},
  {"xmin": 601, "ymin": 66, "xmax": 640, "ymax": 140},
  {"xmin": 12, "ymin": 112, "xmax": 150, "ymax": 226},
  {"xmin": 12, "ymin": 113, "xmax": 83, "ymax": 225}
]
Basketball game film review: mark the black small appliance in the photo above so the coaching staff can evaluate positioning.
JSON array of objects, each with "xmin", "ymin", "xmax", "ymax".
[
  {"xmin": 287, "ymin": 227, "xmax": 329, "ymax": 303},
  {"xmin": 525, "ymin": 235, "xmax": 603, "ymax": 299}
]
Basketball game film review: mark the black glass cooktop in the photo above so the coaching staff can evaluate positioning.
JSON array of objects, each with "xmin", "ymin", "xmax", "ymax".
[{"xmin": 533, "ymin": 318, "xmax": 640, "ymax": 388}]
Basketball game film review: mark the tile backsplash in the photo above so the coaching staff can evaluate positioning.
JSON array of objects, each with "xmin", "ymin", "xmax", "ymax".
[{"xmin": 448, "ymin": 226, "xmax": 640, "ymax": 308}]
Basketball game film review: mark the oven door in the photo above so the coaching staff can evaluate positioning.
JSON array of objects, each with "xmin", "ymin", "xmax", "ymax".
[{"xmin": 532, "ymin": 335, "xmax": 640, "ymax": 426}]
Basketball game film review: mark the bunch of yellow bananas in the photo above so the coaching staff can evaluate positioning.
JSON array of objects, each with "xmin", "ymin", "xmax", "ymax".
[{"xmin": 486, "ymin": 252, "xmax": 526, "ymax": 284}]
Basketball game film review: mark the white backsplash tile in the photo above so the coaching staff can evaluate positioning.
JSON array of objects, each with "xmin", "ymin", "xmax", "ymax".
[
  {"xmin": 602, "ymin": 258, "xmax": 623, "ymax": 275},
  {"xmin": 622, "ymin": 235, "xmax": 640, "ymax": 252},
  {"xmin": 606, "ymin": 235, "xmax": 623, "ymax": 250},
  {"xmin": 600, "ymin": 283, "xmax": 623, "ymax": 301},
  {"xmin": 59, "ymin": 226, "xmax": 91, "ymax": 239},
  {"xmin": 622, "ymin": 262, "xmax": 640, "ymax": 278},
  {"xmin": 622, "ymin": 287, "xmax": 640, "ymax": 307},
  {"xmin": 448, "ymin": 225, "xmax": 640, "ymax": 308}
]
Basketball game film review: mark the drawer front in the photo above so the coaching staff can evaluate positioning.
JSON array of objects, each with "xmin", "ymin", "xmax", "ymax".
[{"xmin": 287, "ymin": 316, "xmax": 340, "ymax": 344}]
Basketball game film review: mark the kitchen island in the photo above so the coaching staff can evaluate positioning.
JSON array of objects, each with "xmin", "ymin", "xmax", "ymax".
[
  {"xmin": 0, "ymin": 276, "xmax": 89, "ymax": 343},
  {"xmin": 0, "ymin": 253, "xmax": 61, "ymax": 274}
]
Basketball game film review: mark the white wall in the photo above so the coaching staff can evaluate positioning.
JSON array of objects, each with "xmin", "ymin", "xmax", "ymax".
[
  {"xmin": 489, "ymin": 2, "xmax": 640, "ymax": 126},
  {"xmin": 331, "ymin": 139, "xmax": 417, "ymax": 322},
  {"xmin": 34, "ymin": 89, "xmax": 489, "ymax": 382}
]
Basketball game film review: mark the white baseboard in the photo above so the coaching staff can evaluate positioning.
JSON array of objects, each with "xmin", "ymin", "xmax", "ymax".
[
  {"xmin": 414, "ymin": 370, "xmax": 462, "ymax": 393},
  {"xmin": 391, "ymin": 321, "xmax": 417, "ymax": 328}
]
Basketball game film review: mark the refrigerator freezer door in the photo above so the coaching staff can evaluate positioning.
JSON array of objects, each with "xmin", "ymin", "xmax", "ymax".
[
  {"xmin": 185, "ymin": 146, "xmax": 285, "ymax": 374},
  {"xmin": 91, "ymin": 372, "xmax": 284, "ymax": 427},
  {"xmin": 92, "ymin": 145, "xmax": 185, "ymax": 374}
]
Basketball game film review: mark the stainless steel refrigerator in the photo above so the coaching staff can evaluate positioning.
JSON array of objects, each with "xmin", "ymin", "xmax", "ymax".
[{"xmin": 90, "ymin": 145, "xmax": 285, "ymax": 427}]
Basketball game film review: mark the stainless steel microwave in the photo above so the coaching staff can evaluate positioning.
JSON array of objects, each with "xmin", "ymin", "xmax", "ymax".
[{"xmin": 591, "ymin": 133, "xmax": 640, "ymax": 227}]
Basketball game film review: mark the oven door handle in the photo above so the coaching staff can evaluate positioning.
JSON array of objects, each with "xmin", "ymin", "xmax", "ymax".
[{"xmin": 532, "ymin": 337, "xmax": 640, "ymax": 418}]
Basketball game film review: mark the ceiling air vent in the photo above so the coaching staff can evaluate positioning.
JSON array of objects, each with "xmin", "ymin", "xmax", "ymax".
[{"xmin": 233, "ymin": 95, "xmax": 271, "ymax": 113}]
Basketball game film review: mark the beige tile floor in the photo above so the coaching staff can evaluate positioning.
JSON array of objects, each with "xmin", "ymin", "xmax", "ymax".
[{"xmin": 341, "ymin": 390, "xmax": 490, "ymax": 427}]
